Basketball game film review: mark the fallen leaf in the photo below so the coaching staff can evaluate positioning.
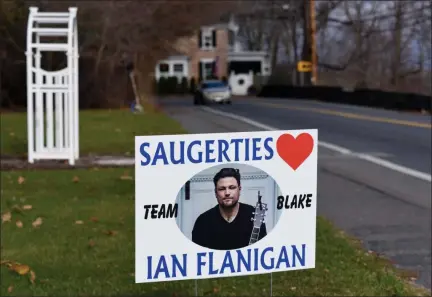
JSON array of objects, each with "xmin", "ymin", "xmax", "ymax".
[
  {"xmin": 29, "ymin": 270, "xmax": 36, "ymax": 284},
  {"xmin": 120, "ymin": 175, "xmax": 133, "ymax": 180},
  {"xmin": 213, "ymin": 287, "xmax": 219, "ymax": 293},
  {"xmin": 17, "ymin": 176, "xmax": 25, "ymax": 184},
  {"xmin": 72, "ymin": 176, "xmax": 79, "ymax": 183},
  {"xmin": 15, "ymin": 220, "xmax": 23, "ymax": 228},
  {"xmin": 105, "ymin": 230, "xmax": 118, "ymax": 236},
  {"xmin": 32, "ymin": 217, "xmax": 43, "ymax": 228},
  {"xmin": 7, "ymin": 285, "xmax": 13, "ymax": 293},
  {"xmin": 88, "ymin": 240, "xmax": 95, "ymax": 248},
  {"xmin": 90, "ymin": 217, "xmax": 99, "ymax": 222},
  {"xmin": 11, "ymin": 264, "xmax": 30, "ymax": 275},
  {"xmin": 22, "ymin": 205, "xmax": 32, "ymax": 210},
  {"xmin": 1, "ymin": 212, "xmax": 11, "ymax": 223},
  {"xmin": 75, "ymin": 220, "xmax": 84, "ymax": 225}
]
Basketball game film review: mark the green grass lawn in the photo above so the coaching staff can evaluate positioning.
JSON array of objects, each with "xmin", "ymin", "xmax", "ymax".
[
  {"xmin": 0, "ymin": 109, "xmax": 186, "ymax": 157},
  {"xmin": 1, "ymin": 168, "xmax": 428, "ymax": 297}
]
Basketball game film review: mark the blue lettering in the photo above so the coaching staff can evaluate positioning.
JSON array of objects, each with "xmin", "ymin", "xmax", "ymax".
[
  {"xmin": 253, "ymin": 248, "xmax": 259, "ymax": 271},
  {"xmin": 208, "ymin": 252, "xmax": 219, "ymax": 275},
  {"xmin": 218, "ymin": 140, "xmax": 230, "ymax": 162},
  {"xmin": 244, "ymin": 138, "xmax": 250, "ymax": 161},
  {"xmin": 252, "ymin": 137, "xmax": 262, "ymax": 161},
  {"xmin": 152, "ymin": 142, "xmax": 169, "ymax": 165},
  {"xmin": 260, "ymin": 247, "xmax": 274, "ymax": 270},
  {"xmin": 170, "ymin": 141, "xmax": 185, "ymax": 165},
  {"xmin": 230, "ymin": 138, "xmax": 243, "ymax": 161},
  {"xmin": 187, "ymin": 140, "xmax": 202, "ymax": 164},
  {"xmin": 154, "ymin": 255, "xmax": 169, "ymax": 279},
  {"xmin": 263, "ymin": 137, "xmax": 274, "ymax": 160},
  {"xmin": 146, "ymin": 245, "xmax": 306, "ymax": 280},
  {"xmin": 205, "ymin": 140, "xmax": 216, "ymax": 163},
  {"xmin": 147, "ymin": 256, "xmax": 152, "ymax": 279},
  {"xmin": 220, "ymin": 251, "xmax": 235, "ymax": 274},
  {"xmin": 276, "ymin": 246, "xmax": 290, "ymax": 268},
  {"xmin": 140, "ymin": 143, "xmax": 151, "ymax": 166},
  {"xmin": 236, "ymin": 249, "xmax": 251, "ymax": 272},
  {"xmin": 292, "ymin": 244, "xmax": 306, "ymax": 267},
  {"xmin": 139, "ymin": 136, "xmax": 276, "ymax": 166},
  {"xmin": 197, "ymin": 252, "xmax": 206, "ymax": 276},
  {"xmin": 171, "ymin": 254, "xmax": 187, "ymax": 277}
]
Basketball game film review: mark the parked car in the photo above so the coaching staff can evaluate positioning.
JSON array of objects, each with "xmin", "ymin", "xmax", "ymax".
[{"xmin": 194, "ymin": 80, "xmax": 232, "ymax": 105}]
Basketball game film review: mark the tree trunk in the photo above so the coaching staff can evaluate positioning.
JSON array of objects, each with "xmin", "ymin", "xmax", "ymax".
[{"xmin": 301, "ymin": 0, "xmax": 312, "ymax": 86}]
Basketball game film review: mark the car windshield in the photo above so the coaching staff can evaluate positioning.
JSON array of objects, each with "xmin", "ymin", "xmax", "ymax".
[{"xmin": 202, "ymin": 81, "xmax": 227, "ymax": 89}]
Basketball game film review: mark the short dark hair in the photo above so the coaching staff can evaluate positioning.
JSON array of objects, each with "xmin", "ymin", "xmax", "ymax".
[{"xmin": 213, "ymin": 168, "xmax": 241, "ymax": 187}]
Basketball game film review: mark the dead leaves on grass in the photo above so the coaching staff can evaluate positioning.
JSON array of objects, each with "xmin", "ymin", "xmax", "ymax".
[
  {"xmin": 1, "ymin": 260, "xmax": 37, "ymax": 284},
  {"xmin": 17, "ymin": 176, "xmax": 25, "ymax": 185},
  {"xmin": 120, "ymin": 171, "xmax": 133, "ymax": 180},
  {"xmin": 15, "ymin": 220, "xmax": 23, "ymax": 228},
  {"xmin": 2, "ymin": 211, "xmax": 11, "ymax": 223},
  {"xmin": 32, "ymin": 217, "xmax": 43, "ymax": 228},
  {"xmin": 104, "ymin": 230, "xmax": 118, "ymax": 236},
  {"xmin": 2, "ymin": 204, "xmax": 35, "ymax": 227}
]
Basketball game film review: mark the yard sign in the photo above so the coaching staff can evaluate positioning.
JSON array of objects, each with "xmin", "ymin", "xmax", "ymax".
[{"xmin": 135, "ymin": 130, "xmax": 318, "ymax": 283}]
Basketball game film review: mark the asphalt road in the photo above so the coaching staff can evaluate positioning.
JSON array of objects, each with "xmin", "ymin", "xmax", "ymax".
[
  {"xmin": 209, "ymin": 98, "xmax": 432, "ymax": 175},
  {"xmin": 159, "ymin": 96, "xmax": 431, "ymax": 290}
]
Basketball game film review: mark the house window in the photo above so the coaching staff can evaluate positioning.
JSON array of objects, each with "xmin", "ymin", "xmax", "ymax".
[
  {"xmin": 159, "ymin": 63, "xmax": 169, "ymax": 73},
  {"xmin": 200, "ymin": 28, "xmax": 216, "ymax": 50},
  {"xmin": 173, "ymin": 63, "xmax": 184, "ymax": 73}
]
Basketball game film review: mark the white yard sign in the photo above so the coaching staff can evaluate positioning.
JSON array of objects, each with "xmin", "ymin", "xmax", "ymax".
[{"xmin": 135, "ymin": 130, "xmax": 318, "ymax": 283}]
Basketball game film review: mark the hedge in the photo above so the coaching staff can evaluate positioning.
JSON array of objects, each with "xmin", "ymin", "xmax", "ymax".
[{"xmin": 257, "ymin": 85, "xmax": 432, "ymax": 113}]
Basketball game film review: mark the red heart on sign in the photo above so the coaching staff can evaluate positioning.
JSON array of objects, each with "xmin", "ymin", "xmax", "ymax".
[{"xmin": 276, "ymin": 133, "xmax": 314, "ymax": 170}]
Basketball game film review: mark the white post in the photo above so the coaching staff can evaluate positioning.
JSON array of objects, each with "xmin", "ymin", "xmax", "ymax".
[{"xmin": 26, "ymin": 6, "xmax": 79, "ymax": 165}]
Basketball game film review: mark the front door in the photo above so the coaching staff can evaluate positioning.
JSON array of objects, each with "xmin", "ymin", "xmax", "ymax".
[
  {"xmin": 175, "ymin": 164, "xmax": 282, "ymax": 241},
  {"xmin": 199, "ymin": 60, "xmax": 215, "ymax": 81}
]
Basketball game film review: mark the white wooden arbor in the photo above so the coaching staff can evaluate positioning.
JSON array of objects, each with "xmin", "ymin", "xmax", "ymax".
[{"xmin": 26, "ymin": 7, "xmax": 79, "ymax": 165}]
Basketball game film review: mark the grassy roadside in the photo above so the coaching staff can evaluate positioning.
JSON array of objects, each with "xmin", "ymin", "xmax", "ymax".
[
  {"xmin": 1, "ymin": 168, "xmax": 429, "ymax": 296},
  {"xmin": 0, "ymin": 109, "xmax": 186, "ymax": 157}
]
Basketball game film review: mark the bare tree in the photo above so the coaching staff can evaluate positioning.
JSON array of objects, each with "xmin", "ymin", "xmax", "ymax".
[{"xmin": 1, "ymin": 0, "xmax": 240, "ymax": 108}]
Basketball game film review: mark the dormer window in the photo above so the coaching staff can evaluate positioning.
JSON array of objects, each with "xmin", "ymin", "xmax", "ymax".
[{"xmin": 199, "ymin": 27, "xmax": 216, "ymax": 50}]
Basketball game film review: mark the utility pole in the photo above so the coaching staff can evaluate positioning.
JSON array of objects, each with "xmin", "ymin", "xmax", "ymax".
[{"xmin": 310, "ymin": 0, "xmax": 318, "ymax": 84}]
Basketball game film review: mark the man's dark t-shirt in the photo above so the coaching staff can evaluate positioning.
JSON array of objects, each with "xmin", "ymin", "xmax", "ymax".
[{"xmin": 191, "ymin": 202, "xmax": 267, "ymax": 250}]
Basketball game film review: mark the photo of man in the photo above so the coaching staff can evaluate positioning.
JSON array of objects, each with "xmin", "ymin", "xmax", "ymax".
[{"xmin": 191, "ymin": 167, "xmax": 267, "ymax": 250}]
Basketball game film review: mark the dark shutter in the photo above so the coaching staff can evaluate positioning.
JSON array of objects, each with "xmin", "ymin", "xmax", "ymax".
[
  {"xmin": 212, "ymin": 61, "xmax": 217, "ymax": 78},
  {"xmin": 212, "ymin": 29, "xmax": 217, "ymax": 47},
  {"xmin": 198, "ymin": 30, "xmax": 202, "ymax": 48},
  {"xmin": 198, "ymin": 61, "xmax": 203, "ymax": 81}
]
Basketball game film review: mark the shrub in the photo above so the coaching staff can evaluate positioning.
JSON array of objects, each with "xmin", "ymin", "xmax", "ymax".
[
  {"xmin": 179, "ymin": 77, "xmax": 189, "ymax": 94},
  {"xmin": 190, "ymin": 77, "xmax": 197, "ymax": 93}
]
